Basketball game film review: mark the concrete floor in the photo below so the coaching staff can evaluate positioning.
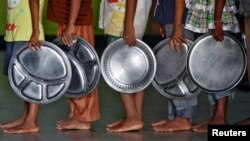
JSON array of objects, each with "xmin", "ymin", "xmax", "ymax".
[{"xmin": 0, "ymin": 50, "xmax": 250, "ymax": 141}]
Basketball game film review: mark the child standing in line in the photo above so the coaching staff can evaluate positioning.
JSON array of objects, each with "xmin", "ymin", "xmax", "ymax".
[
  {"xmin": 0, "ymin": 0, "xmax": 45, "ymax": 134},
  {"xmin": 151, "ymin": 0, "xmax": 198, "ymax": 132},
  {"xmin": 46, "ymin": 0, "xmax": 100, "ymax": 130},
  {"xmin": 170, "ymin": 0, "xmax": 240, "ymax": 133},
  {"xmin": 99, "ymin": 0, "xmax": 152, "ymax": 132}
]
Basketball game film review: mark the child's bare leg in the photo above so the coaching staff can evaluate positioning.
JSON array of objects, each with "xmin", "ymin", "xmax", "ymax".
[
  {"xmin": 153, "ymin": 117, "xmax": 191, "ymax": 132},
  {"xmin": 134, "ymin": 91, "xmax": 144, "ymax": 119},
  {"xmin": 210, "ymin": 96, "xmax": 228, "ymax": 124},
  {"xmin": 107, "ymin": 91, "xmax": 144, "ymax": 129},
  {"xmin": 192, "ymin": 96, "xmax": 228, "ymax": 133},
  {"xmin": 0, "ymin": 102, "xmax": 28, "ymax": 129},
  {"xmin": 107, "ymin": 93, "xmax": 143, "ymax": 132},
  {"xmin": 3, "ymin": 103, "xmax": 40, "ymax": 134},
  {"xmin": 56, "ymin": 97, "xmax": 90, "ymax": 130}
]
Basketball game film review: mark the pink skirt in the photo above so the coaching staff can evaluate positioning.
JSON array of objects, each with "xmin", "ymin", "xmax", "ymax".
[{"xmin": 57, "ymin": 24, "xmax": 100, "ymax": 122}]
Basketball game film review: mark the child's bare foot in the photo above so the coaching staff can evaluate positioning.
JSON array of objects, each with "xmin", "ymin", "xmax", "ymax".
[
  {"xmin": 3, "ymin": 122, "xmax": 39, "ymax": 134},
  {"xmin": 56, "ymin": 118, "xmax": 90, "ymax": 130},
  {"xmin": 151, "ymin": 119, "xmax": 167, "ymax": 127},
  {"xmin": 235, "ymin": 118, "xmax": 250, "ymax": 125},
  {"xmin": 153, "ymin": 117, "xmax": 191, "ymax": 132},
  {"xmin": 192, "ymin": 118, "xmax": 226, "ymax": 133},
  {"xmin": 106, "ymin": 118, "xmax": 143, "ymax": 133},
  {"xmin": 0, "ymin": 118, "xmax": 25, "ymax": 129},
  {"xmin": 107, "ymin": 118, "xmax": 125, "ymax": 128}
]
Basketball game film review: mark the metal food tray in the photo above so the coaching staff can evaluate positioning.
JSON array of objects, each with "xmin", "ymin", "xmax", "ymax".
[
  {"xmin": 8, "ymin": 41, "xmax": 72, "ymax": 104},
  {"xmin": 152, "ymin": 38, "xmax": 201, "ymax": 99},
  {"xmin": 53, "ymin": 36, "xmax": 100, "ymax": 98},
  {"xmin": 101, "ymin": 39, "xmax": 156, "ymax": 93},
  {"xmin": 187, "ymin": 33, "xmax": 246, "ymax": 92}
]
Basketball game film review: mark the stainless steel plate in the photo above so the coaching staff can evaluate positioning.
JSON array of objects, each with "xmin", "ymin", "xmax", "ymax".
[
  {"xmin": 53, "ymin": 36, "xmax": 101, "ymax": 98},
  {"xmin": 8, "ymin": 41, "xmax": 72, "ymax": 104},
  {"xmin": 152, "ymin": 39, "xmax": 201, "ymax": 99},
  {"xmin": 101, "ymin": 39, "xmax": 156, "ymax": 93},
  {"xmin": 187, "ymin": 33, "xmax": 246, "ymax": 92}
]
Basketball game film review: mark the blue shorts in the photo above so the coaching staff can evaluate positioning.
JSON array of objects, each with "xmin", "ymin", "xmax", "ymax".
[{"xmin": 3, "ymin": 41, "xmax": 28, "ymax": 76}]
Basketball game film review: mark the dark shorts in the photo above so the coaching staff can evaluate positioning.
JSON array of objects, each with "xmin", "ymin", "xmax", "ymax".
[{"xmin": 3, "ymin": 41, "xmax": 28, "ymax": 76}]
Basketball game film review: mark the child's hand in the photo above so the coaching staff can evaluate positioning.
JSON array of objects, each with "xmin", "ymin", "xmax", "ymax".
[
  {"xmin": 212, "ymin": 22, "xmax": 224, "ymax": 41},
  {"xmin": 123, "ymin": 24, "xmax": 136, "ymax": 47},
  {"xmin": 28, "ymin": 30, "xmax": 40, "ymax": 51},
  {"xmin": 61, "ymin": 25, "xmax": 74, "ymax": 47},
  {"xmin": 169, "ymin": 25, "xmax": 186, "ymax": 53}
]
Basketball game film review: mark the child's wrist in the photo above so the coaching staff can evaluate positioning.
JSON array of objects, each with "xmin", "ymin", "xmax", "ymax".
[
  {"xmin": 214, "ymin": 20, "xmax": 223, "ymax": 23},
  {"xmin": 173, "ymin": 26, "xmax": 182, "ymax": 32},
  {"xmin": 67, "ymin": 23, "xmax": 75, "ymax": 28},
  {"xmin": 32, "ymin": 29, "xmax": 40, "ymax": 34},
  {"xmin": 173, "ymin": 24, "xmax": 182, "ymax": 29},
  {"xmin": 124, "ymin": 21, "xmax": 134, "ymax": 27}
]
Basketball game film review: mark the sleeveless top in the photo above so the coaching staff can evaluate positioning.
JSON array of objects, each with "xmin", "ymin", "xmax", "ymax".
[{"xmin": 46, "ymin": 0, "xmax": 93, "ymax": 25}]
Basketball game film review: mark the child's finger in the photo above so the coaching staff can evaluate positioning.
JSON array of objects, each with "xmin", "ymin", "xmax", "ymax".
[
  {"xmin": 65, "ymin": 35, "xmax": 73, "ymax": 46},
  {"xmin": 180, "ymin": 37, "xmax": 187, "ymax": 44},
  {"xmin": 62, "ymin": 35, "xmax": 71, "ymax": 46},
  {"xmin": 34, "ymin": 40, "xmax": 41, "ymax": 50}
]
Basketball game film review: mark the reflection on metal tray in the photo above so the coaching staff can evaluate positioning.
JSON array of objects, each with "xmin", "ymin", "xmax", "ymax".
[
  {"xmin": 53, "ymin": 36, "xmax": 100, "ymax": 98},
  {"xmin": 152, "ymin": 38, "xmax": 201, "ymax": 99},
  {"xmin": 187, "ymin": 33, "xmax": 246, "ymax": 93},
  {"xmin": 101, "ymin": 38, "xmax": 156, "ymax": 93},
  {"xmin": 8, "ymin": 41, "xmax": 72, "ymax": 104}
]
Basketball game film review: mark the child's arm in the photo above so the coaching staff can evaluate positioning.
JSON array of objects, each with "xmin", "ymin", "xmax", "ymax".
[
  {"xmin": 62, "ymin": 0, "xmax": 81, "ymax": 46},
  {"xmin": 123, "ymin": 0, "xmax": 137, "ymax": 47},
  {"xmin": 28, "ymin": 0, "xmax": 40, "ymax": 51},
  {"xmin": 213, "ymin": 0, "xmax": 226, "ymax": 41},
  {"xmin": 169, "ymin": 0, "xmax": 186, "ymax": 53}
]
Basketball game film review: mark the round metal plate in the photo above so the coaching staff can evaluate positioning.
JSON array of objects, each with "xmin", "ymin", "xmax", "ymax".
[
  {"xmin": 53, "ymin": 36, "xmax": 101, "ymax": 98},
  {"xmin": 187, "ymin": 33, "xmax": 246, "ymax": 92},
  {"xmin": 8, "ymin": 41, "xmax": 72, "ymax": 104},
  {"xmin": 152, "ymin": 38, "xmax": 201, "ymax": 99},
  {"xmin": 101, "ymin": 39, "xmax": 156, "ymax": 93}
]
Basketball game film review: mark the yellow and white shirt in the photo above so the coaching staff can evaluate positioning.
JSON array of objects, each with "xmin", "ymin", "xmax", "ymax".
[
  {"xmin": 5, "ymin": 0, "xmax": 45, "ymax": 42},
  {"xmin": 99, "ymin": 0, "xmax": 152, "ymax": 39}
]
